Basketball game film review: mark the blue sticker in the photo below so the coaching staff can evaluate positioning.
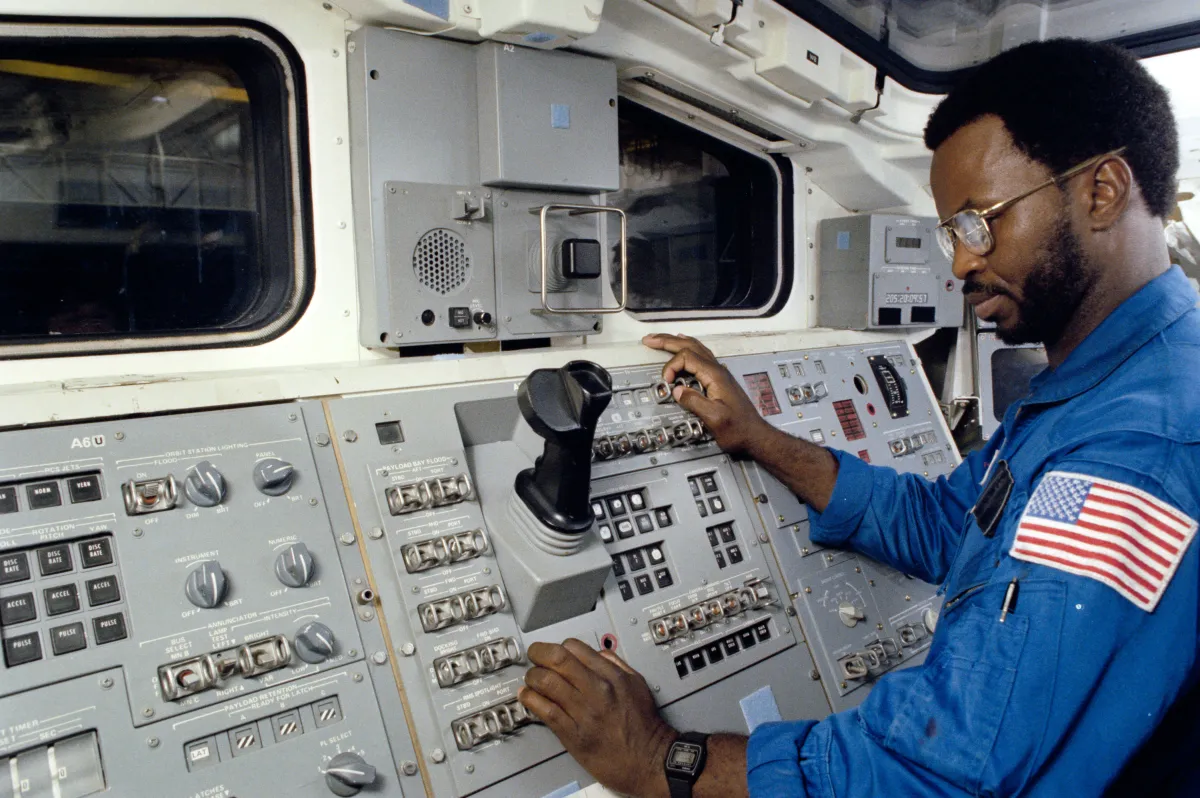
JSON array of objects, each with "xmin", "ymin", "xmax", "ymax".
[
  {"xmin": 540, "ymin": 782, "xmax": 582, "ymax": 798},
  {"xmin": 525, "ymin": 31, "xmax": 558, "ymax": 44},
  {"xmin": 740, "ymin": 685, "xmax": 783, "ymax": 732},
  {"xmin": 551, "ymin": 104, "xmax": 571, "ymax": 130},
  {"xmin": 404, "ymin": 0, "xmax": 449, "ymax": 20},
  {"xmin": 837, "ymin": 231, "xmax": 851, "ymax": 250}
]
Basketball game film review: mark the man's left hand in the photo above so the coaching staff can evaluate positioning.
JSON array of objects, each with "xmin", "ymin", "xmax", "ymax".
[{"xmin": 519, "ymin": 639, "xmax": 677, "ymax": 798}]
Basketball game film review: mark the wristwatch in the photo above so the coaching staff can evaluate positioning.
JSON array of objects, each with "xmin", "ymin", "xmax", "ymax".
[{"xmin": 664, "ymin": 731, "xmax": 709, "ymax": 798}]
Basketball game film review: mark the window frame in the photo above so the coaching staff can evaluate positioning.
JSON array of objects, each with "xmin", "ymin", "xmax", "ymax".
[
  {"xmin": 609, "ymin": 95, "xmax": 792, "ymax": 321},
  {"xmin": 0, "ymin": 19, "xmax": 312, "ymax": 359}
]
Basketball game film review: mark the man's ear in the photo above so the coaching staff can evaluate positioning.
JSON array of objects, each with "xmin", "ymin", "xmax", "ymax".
[{"xmin": 1085, "ymin": 155, "xmax": 1134, "ymax": 231}]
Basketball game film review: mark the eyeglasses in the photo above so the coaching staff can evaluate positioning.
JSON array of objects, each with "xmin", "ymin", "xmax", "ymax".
[{"xmin": 934, "ymin": 147, "xmax": 1127, "ymax": 261}]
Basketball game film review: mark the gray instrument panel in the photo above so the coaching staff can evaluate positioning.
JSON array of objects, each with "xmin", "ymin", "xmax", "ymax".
[{"xmin": 0, "ymin": 341, "xmax": 956, "ymax": 798}]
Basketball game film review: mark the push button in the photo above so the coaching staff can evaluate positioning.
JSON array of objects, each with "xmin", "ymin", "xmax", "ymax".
[
  {"xmin": 738, "ymin": 628, "xmax": 757, "ymax": 649},
  {"xmin": 50, "ymin": 622, "xmax": 87, "ymax": 655},
  {"xmin": 93, "ymin": 613, "xmax": 127, "ymax": 645},
  {"xmin": 706, "ymin": 528, "xmax": 719, "ymax": 547},
  {"xmin": 708, "ymin": 497, "xmax": 725, "ymax": 514},
  {"xmin": 699, "ymin": 475, "xmax": 718, "ymax": 493},
  {"xmin": 635, "ymin": 514, "xmax": 654, "ymax": 534},
  {"xmin": 3, "ymin": 631, "xmax": 42, "ymax": 665},
  {"xmin": 0, "ymin": 593, "xmax": 36, "ymax": 626},
  {"xmin": 67, "ymin": 475, "xmax": 102, "ymax": 504},
  {"xmin": 686, "ymin": 650, "xmax": 706, "ymax": 672},
  {"xmin": 628, "ymin": 491, "xmax": 646, "ymax": 511},
  {"xmin": 26, "ymin": 481, "xmax": 62, "ymax": 509},
  {"xmin": 654, "ymin": 508, "xmax": 673, "ymax": 527},
  {"xmin": 626, "ymin": 550, "xmax": 646, "ymax": 572},
  {"xmin": 185, "ymin": 737, "xmax": 220, "ymax": 771},
  {"xmin": 606, "ymin": 497, "xmax": 627, "ymax": 517},
  {"xmin": 38, "ymin": 544, "xmax": 73, "ymax": 576},
  {"xmin": 79, "ymin": 538, "xmax": 113, "ymax": 569},
  {"xmin": 704, "ymin": 642, "xmax": 724, "ymax": 663},
  {"xmin": 44, "ymin": 584, "xmax": 80, "ymax": 616},
  {"xmin": 633, "ymin": 574, "xmax": 654, "ymax": 595},
  {"xmin": 229, "ymin": 725, "xmax": 261, "ymax": 757},
  {"xmin": 615, "ymin": 519, "xmax": 635, "ymax": 539},
  {"xmin": 754, "ymin": 621, "xmax": 771, "ymax": 642},
  {"xmin": 598, "ymin": 524, "xmax": 614, "ymax": 543},
  {"xmin": 617, "ymin": 580, "xmax": 634, "ymax": 601},
  {"xmin": 0, "ymin": 552, "xmax": 31, "ymax": 585},
  {"xmin": 654, "ymin": 567, "xmax": 673, "ymax": 588},
  {"xmin": 0, "ymin": 485, "xmax": 16, "ymax": 514},
  {"xmin": 727, "ymin": 545, "xmax": 744, "ymax": 564},
  {"xmin": 696, "ymin": 500, "xmax": 708, "ymax": 518},
  {"xmin": 591, "ymin": 501, "xmax": 605, "ymax": 520},
  {"xmin": 719, "ymin": 524, "xmax": 736, "ymax": 543},
  {"xmin": 86, "ymin": 576, "xmax": 120, "ymax": 606},
  {"xmin": 611, "ymin": 555, "xmax": 625, "ymax": 577},
  {"xmin": 722, "ymin": 636, "xmax": 740, "ymax": 656},
  {"xmin": 713, "ymin": 550, "xmax": 727, "ymax": 569}
]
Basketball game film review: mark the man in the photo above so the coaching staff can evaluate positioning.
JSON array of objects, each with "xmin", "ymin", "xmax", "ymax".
[{"xmin": 518, "ymin": 38, "xmax": 1200, "ymax": 797}]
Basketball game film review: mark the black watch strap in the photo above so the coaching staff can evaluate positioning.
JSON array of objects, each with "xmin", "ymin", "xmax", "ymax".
[{"xmin": 666, "ymin": 732, "xmax": 709, "ymax": 798}]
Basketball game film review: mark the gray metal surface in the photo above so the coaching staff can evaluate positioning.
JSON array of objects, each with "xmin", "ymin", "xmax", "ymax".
[
  {"xmin": 476, "ymin": 42, "xmax": 620, "ymax": 193},
  {"xmin": 818, "ymin": 214, "xmax": 964, "ymax": 330},
  {"xmin": 0, "ymin": 404, "xmax": 415, "ymax": 797}
]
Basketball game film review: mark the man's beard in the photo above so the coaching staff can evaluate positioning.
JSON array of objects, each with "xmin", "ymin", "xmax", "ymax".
[{"xmin": 970, "ymin": 212, "xmax": 1091, "ymax": 347}]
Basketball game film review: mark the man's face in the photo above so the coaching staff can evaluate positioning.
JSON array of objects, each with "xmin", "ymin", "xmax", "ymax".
[{"xmin": 930, "ymin": 115, "xmax": 1093, "ymax": 346}]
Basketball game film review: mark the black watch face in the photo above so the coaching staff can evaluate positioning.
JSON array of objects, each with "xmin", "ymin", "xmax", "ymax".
[{"xmin": 668, "ymin": 742, "xmax": 703, "ymax": 776}]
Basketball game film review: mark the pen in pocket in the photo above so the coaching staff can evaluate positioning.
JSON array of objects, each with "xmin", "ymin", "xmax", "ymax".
[{"xmin": 999, "ymin": 579, "xmax": 1019, "ymax": 623}]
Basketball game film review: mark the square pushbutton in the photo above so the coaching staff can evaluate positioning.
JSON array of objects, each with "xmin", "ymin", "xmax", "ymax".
[
  {"xmin": 598, "ymin": 524, "xmax": 614, "ymax": 543},
  {"xmin": 708, "ymin": 497, "xmax": 725, "ymax": 515},
  {"xmin": 50, "ymin": 622, "xmax": 87, "ymax": 655},
  {"xmin": 79, "ymin": 538, "xmax": 114, "ymax": 569},
  {"xmin": 719, "ymin": 524, "xmax": 736, "ymax": 543},
  {"xmin": 714, "ymin": 550, "xmax": 727, "ymax": 569},
  {"xmin": 727, "ymin": 545, "xmax": 744, "ymax": 564},
  {"xmin": 654, "ymin": 508, "xmax": 673, "ymax": 528},
  {"xmin": 699, "ymin": 475, "xmax": 718, "ymax": 493},
  {"xmin": 67, "ymin": 475, "xmax": 102, "ymax": 504},
  {"xmin": 86, "ymin": 576, "xmax": 120, "ymax": 606},
  {"xmin": 635, "ymin": 514, "xmax": 654, "ymax": 534},
  {"xmin": 706, "ymin": 528, "xmax": 719, "ymax": 547},
  {"xmin": 591, "ymin": 501, "xmax": 605, "ymax": 520},
  {"xmin": 625, "ymin": 550, "xmax": 646, "ymax": 572},
  {"xmin": 93, "ymin": 613, "xmax": 128, "ymax": 645},
  {"xmin": 689, "ymin": 479, "xmax": 700, "ymax": 498},
  {"xmin": 0, "ymin": 552, "xmax": 31, "ymax": 585},
  {"xmin": 605, "ymin": 497, "xmax": 627, "ymax": 517},
  {"xmin": 754, "ymin": 621, "xmax": 771, "ymax": 642},
  {"xmin": 26, "ymin": 481, "xmax": 62, "ymax": 509},
  {"xmin": 617, "ymin": 580, "xmax": 634, "ymax": 601},
  {"xmin": 628, "ymin": 491, "xmax": 646, "ymax": 511},
  {"xmin": 4, "ymin": 631, "xmax": 42, "ymax": 666},
  {"xmin": 0, "ymin": 485, "xmax": 16, "ymax": 514},
  {"xmin": 615, "ymin": 519, "xmax": 635, "ymax": 539},
  {"xmin": 229, "ymin": 724, "xmax": 262, "ymax": 757},
  {"xmin": 611, "ymin": 555, "xmax": 625, "ymax": 577},
  {"xmin": 44, "ymin": 584, "xmax": 80, "ymax": 616},
  {"xmin": 448, "ymin": 307, "xmax": 472, "ymax": 328},
  {"xmin": 374, "ymin": 421, "xmax": 405, "ymax": 445},
  {"xmin": 314, "ymin": 697, "xmax": 343, "ymax": 728},
  {"xmin": 646, "ymin": 545, "xmax": 665, "ymax": 565},
  {"xmin": 654, "ymin": 567, "xmax": 673, "ymax": 588},
  {"xmin": 696, "ymin": 500, "xmax": 708, "ymax": 518},
  {"xmin": 185, "ymin": 737, "xmax": 220, "ymax": 771},
  {"xmin": 675, "ymin": 656, "xmax": 688, "ymax": 678},
  {"xmin": 1, "ymin": 593, "xmax": 37, "ymax": 626},
  {"xmin": 738, "ymin": 628, "xmax": 757, "ymax": 649},
  {"xmin": 686, "ymin": 650, "xmax": 706, "ymax": 672},
  {"xmin": 704, "ymin": 642, "xmax": 724, "ymax": 664},
  {"xmin": 722, "ymin": 636, "xmax": 740, "ymax": 656},
  {"xmin": 272, "ymin": 710, "xmax": 304, "ymax": 742},
  {"xmin": 633, "ymin": 574, "xmax": 654, "ymax": 595},
  {"xmin": 38, "ymin": 544, "xmax": 73, "ymax": 576}
]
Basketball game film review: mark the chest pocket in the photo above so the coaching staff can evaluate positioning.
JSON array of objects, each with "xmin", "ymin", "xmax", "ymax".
[{"xmin": 859, "ymin": 581, "xmax": 1063, "ymax": 794}]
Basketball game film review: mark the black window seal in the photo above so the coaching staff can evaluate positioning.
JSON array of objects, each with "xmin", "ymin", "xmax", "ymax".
[
  {"xmin": 776, "ymin": 1, "xmax": 1200, "ymax": 95},
  {"xmin": 0, "ymin": 17, "xmax": 313, "ymax": 360}
]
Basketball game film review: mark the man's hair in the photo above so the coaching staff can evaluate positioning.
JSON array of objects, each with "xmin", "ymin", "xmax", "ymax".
[{"xmin": 924, "ymin": 38, "xmax": 1178, "ymax": 219}]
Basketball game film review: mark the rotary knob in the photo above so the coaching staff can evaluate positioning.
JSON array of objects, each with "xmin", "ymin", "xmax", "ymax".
[
  {"xmin": 254, "ymin": 458, "xmax": 295, "ymax": 496},
  {"xmin": 184, "ymin": 460, "xmax": 226, "ymax": 507},
  {"xmin": 294, "ymin": 621, "xmax": 336, "ymax": 664},
  {"xmin": 275, "ymin": 542, "xmax": 315, "ymax": 588},
  {"xmin": 923, "ymin": 607, "xmax": 940, "ymax": 634},
  {"xmin": 837, "ymin": 602, "xmax": 865, "ymax": 628},
  {"xmin": 325, "ymin": 752, "xmax": 377, "ymax": 797},
  {"xmin": 185, "ymin": 561, "xmax": 228, "ymax": 609}
]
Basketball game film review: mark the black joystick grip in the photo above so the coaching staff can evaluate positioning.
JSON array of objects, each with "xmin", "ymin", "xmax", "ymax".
[{"xmin": 515, "ymin": 361, "xmax": 613, "ymax": 534}]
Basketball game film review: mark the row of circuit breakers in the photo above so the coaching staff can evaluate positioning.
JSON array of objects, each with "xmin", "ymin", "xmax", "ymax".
[{"xmin": 0, "ymin": 342, "xmax": 955, "ymax": 798}]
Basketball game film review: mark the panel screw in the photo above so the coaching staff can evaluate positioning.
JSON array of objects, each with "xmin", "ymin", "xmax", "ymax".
[
  {"xmin": 758, "ymin": 533, "xmax": 768, "ymax": 543},
  {"xmin": 855, "ymin": 566, "xmax": 862, "ymax": 573},
  {"xmin": 369, "ymin": 527, "xmax": 384, "ymax": 540},
  {"xmin": 323, "ymin": 1, "xmax": 332, "ymax": 8},
  {"xmin": 316, "ymin": 433, "xmax": 331, "ymax": 447},
  {"xmin": 402, "ymin": 761, "xmax": 419, "ymax": 776},
  {"xmin": 147, "ymin": 737, "xmax": 160, "ymax": 748},
  {"xmin": 877, "ymin": 623, "xmax": 884, "ymax": 630},
  {"xmin": 389, "ymin": 186, "xmax": 397, "ymax": 193},
  {"xmin": 629, "ymin": 618, "xmax": 638, "ymax": 625},
  {"xmin": 840, "ymin": 681, "xmax": 848, "ymax": 689},
  {"xmin": 349, "ymin": 649, "xmax": 358, "ymax": 657},
  {"xmin": 810, "ymin": 669, "xmax": 820, "ymax": 680},
  {"xmin": 800, "ymin": 547, "xmax": 809, "ymax": 554},
  {"xmin": 309, "ymin": 498, "xmax": 319, "ymax": 506},
  {"xmin": 100, "ymin": 677, "xmax": 113, "ymax": 689},
  {"xmin": 868, "ymin": 580, "xmax": 875, "ymax": 586},
  {"xmin": 359, "ymin": 609, "xmax": 375, "ymax": 621},
  {"xmin": 332, "ymin": 49, "xmax": 340, "ymax": 57},
  {"xmin": 344, "ymin": 430, "xmax": 359, "ymax": 443},
  {"xmin": 431, "ymin": 748, "xmax": 446, "ymax": 763},
  {"xmin": 372, "ymin": 651, "xmax": 388, "ymax": 665},
  {"xmin": 804, "ymin": 587, "xmax": 811, "ymax": 593},
  {"xmin": 412, "ymin": 586, "xmax": 420, "ymax": 593},
  {"xmin": 465, "ymin": 764, "xmax": 475, "ymax": 773},
  {"xmin": 353, "ymin": 673, "xmax": 363, "ymax": 682},
  {"xmin": 132, "ymin": 529, "xmax": 143, "ymax": 538},
  {"xmin": 336, "ymin": 137, "xmax": 344, "ymax": 145},
  {"xmin": 653, "ymin": 685, "xmax": 660, "ymax": 692},
  {"xmin": 115, "ymin": 432, "xmax": 125, "ymax": 441},
  {"xmin": 340, "ymin": 532, "xmax": 356, "ymax": 546},
  {"xmin": 401, "ymin": 642, "xmax": 416, "ymax": 656},
  {"xmin": 759, "ymin": 19, "xmax": 766, "ymax": 27},
  {"xmin": 905, "ymin": 595, "xmax": 911, "ymax": 601},
  {"xmin": 650, "ymin": 457, "xmax": 658, "ymax": 465},
  {"xmin": 661, "ymin": 469, "xmax": 669, "ymax": 477},
  {"xmin": 338, "ymin": 221, "xmax": 347, "ymax": 229},
  {"xmin": 786, "ymin": 606, "xmax": 797, "ymax": 616},
  {"xmin": 142, "ymin": 707, "xmax": 155, "ymax": 718},
  {"xmin": 288, "ymin": 413, "xmax": 298, "ymax": 422},
  {"xmin": 482, "ymin": 567, "xmax": 491, "ymax": 575}
]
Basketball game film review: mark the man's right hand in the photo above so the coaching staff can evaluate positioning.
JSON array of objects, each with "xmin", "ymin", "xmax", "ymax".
[{"xmin": 642, "ymin": 334, "xmax": 776, "ymax": 457}]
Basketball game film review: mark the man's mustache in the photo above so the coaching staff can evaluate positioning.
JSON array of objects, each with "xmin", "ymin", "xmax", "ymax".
[{"xmin": 964, "ymin": 280, "xmax": 1015, "ymax": 299}]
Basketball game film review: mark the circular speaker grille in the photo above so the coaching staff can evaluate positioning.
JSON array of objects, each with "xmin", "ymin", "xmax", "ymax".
[{"xmin": 413, "ymin": 228, "xmax": 470, "ymax": 295}]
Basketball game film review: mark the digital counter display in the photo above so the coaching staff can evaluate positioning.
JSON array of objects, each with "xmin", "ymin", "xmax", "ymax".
[
  {"xmin": 742, "ymin": 372, "xmax": 782, "ymax": 417},
  {"xmin": 895, "ymin": 236, "xmax": 923, "ymax": 249}
]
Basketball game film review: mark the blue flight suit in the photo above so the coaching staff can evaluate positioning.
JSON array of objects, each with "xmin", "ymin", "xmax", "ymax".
[{"xmin": 747, "ymin": 266, "xmax": 1200, "ymax": 796}]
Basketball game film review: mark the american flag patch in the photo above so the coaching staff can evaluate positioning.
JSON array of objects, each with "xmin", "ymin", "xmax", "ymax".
[{"xmin": 1010, "ymin": 471, "xmax": 1197, "ymax": 611}]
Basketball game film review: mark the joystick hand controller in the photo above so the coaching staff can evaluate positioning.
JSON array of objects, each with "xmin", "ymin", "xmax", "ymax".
[{"xmin": 515, "ymin": 361, "xmax": 613, "ymax": 534}]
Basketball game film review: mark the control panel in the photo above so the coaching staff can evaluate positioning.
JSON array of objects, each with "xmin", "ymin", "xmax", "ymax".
[
  {"xmin": 1, "ymin": 340, "xmax": 956, "ymax": 797},
  {"xmin": 0, "ymin": 405, "xmax": 418, "ymax": 797}
]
